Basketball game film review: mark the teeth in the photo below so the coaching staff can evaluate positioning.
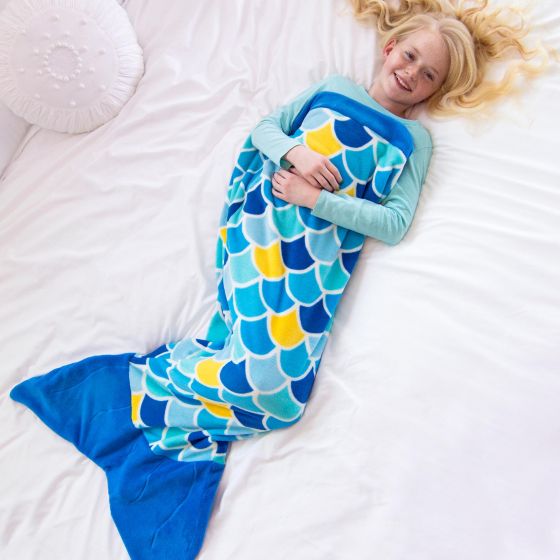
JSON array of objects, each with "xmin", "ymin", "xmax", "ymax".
[{"xmin": 395, "ymin": 74, "xmax": 410, "ymax": 91}]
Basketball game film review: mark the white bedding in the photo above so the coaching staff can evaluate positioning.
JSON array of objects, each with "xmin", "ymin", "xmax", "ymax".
[{"xmin": 1, "ymin": 1, "xmax": 559, "ymax": 559}]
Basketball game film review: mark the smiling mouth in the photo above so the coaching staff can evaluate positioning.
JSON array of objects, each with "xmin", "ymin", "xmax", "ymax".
[{"xmin": 394, "ymin": 73, "xmax": 412, "ymax": 92}]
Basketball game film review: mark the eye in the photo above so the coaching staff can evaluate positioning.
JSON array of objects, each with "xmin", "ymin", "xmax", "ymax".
[
  {"xmin": 425, "ymin": 72, "xmax": 435, "ymax": 81},
  {"xmin": 404, "ymin": 50, "xmax": 414, "ymax": 60}
]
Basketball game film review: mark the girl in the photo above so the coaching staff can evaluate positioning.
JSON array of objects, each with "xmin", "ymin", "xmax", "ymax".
[
  {"xmin": 9, "ymin": 1, "xmax": 551, "ymax": 559},
  {"xmin": 268, "ymin": 0, "xmax": 550, "ymax": 245}
]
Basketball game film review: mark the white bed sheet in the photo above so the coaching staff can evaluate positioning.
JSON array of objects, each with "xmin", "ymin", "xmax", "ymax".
[{"xmin": 1, "ymin": 1, "xmax": 559, "ymax": 559}]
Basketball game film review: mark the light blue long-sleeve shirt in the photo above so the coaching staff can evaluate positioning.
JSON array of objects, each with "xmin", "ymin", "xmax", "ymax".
[{"xmin": 250, "ymin": 74, "xmax": 433, "ymax": 246}]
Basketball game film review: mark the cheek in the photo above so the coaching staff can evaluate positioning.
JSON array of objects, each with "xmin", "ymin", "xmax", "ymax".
[
  {"xmin": 430, "ymin": 79, "xmax": 445, "ymax": 95},
  {"xmin": 424, "ymin": 81, "xmax": 437, "ymax": 93},
  {"xmin": 422, "ymin": 79, "xmax": 439, "ymax": 95},
  {"xmin": 383, "ymin": 54, "xmax": 398, "ymax": 72}
]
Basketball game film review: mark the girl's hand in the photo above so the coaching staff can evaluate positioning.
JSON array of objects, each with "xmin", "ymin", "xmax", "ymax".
[
  {"xmin": 271, "ymin": 168, "xmax": 322, "ymax": 209},
  {"xmin": 284, "ymin": 145, "xmax": 342, "ymax": 192}
]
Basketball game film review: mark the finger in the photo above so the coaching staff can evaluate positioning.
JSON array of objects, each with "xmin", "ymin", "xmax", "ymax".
[
  {"xmin": 272, "ymin": 187, "xmax": 285, "ymax": 199},
  {"xmin": 315, "ymin": 173, "xmax": 328, "ymax": 189},
  {"xmin": 326, "ymin": 161, "xmax": 343, "ymax": 185},
  {"xmin": 276, "ymin": 169, "xmax": 289, "ymax": 180},
  {"xmin": 314, "ymin": 173, "xmax": 331, "ymax": 191},
  {"xmin": 272, "ymin": 178, "xmax": 283, "ymax": 192},
  {"xmin": 321, "ymin": 168, "xmax": 339, "ymax": 191},
  {"xmin": 305, "ymin": 176, "xmax": 322, "ymax": 190},
  {"xmin": 306, "ymin": 174, "xmax": 322, "ymax": 189}
]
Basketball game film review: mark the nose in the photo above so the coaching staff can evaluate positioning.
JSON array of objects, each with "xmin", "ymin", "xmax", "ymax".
[{"xmin": 404, "ymin": 65, "xmax": 418, "ymax": 82}]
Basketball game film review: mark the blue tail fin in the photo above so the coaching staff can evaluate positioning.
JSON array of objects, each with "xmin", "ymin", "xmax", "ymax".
[{"xmin": 10, "ymin": 353, "xmax": 225, "ymax": 560}]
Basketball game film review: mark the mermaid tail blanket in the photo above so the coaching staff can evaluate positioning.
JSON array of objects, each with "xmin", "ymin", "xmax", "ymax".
[{"xmin": 10, "ymin": 92, "xmax": 413, "ymax": 559}]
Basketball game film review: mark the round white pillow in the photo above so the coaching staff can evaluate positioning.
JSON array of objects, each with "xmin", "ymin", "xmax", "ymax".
[{"xmin": 0, "ymin": 0, "xmax": 144, "ymax": 133}]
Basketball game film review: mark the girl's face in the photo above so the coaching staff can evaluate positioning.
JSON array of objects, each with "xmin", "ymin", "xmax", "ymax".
[{"xmin": 370, "ymin": 28, "xmax": 451, "ymax": 118}]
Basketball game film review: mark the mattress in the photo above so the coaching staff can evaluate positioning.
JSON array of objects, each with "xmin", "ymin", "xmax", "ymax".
[{"xmin": 1, "ymin": 0, "xmax": 559, "ymax": 558}]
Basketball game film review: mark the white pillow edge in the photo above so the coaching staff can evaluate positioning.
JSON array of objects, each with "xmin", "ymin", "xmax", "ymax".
[{"xmin": 0, "ymin": 0, "xmax": 144, "ymax": 133}]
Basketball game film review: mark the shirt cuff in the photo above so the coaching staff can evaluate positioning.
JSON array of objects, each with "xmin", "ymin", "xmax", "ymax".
[
  {"xmin": 310, "ymin": 188, "xmax": 331, "ymax": 215},
  {"xmin": 274, "ymin": 138, "xmax": 303, "ymax": 169}
]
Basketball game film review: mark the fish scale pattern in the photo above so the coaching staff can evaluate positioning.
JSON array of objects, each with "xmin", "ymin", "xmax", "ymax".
[{"xmin": 128, "ymin": 92, "xmax": 414, "ymax": 464}]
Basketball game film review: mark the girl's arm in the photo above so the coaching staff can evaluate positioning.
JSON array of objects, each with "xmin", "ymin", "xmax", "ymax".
[
  {"xmin": 250, "ymin": 75, "xmax": 339, "ymax": 169},
  {"xmin": 252, "ymin": 75, "xmax": 432, "ymax": 246},
  {"xmin": 273, "ymin": 146, "xmax": 432, "ymax": 246},
  {"xmin": 310, "ymin": 147, "xmax": 432, "ymax": 246}
]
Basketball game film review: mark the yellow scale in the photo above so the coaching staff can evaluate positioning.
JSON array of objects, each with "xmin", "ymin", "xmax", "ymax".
[{"xmin": 195, "ymin": 359, "xmax": 233, "ymax": 419}]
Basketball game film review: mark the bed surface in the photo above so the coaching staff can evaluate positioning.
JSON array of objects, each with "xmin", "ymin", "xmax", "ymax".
[{"xmin": 1, "ymin": 1, "xmax": 559, "ymax": 558}]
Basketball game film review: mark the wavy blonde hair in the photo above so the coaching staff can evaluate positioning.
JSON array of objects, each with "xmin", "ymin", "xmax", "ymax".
[{"xmin": 350, "ymin": 0, "xmax": 556, "ymax": 117}]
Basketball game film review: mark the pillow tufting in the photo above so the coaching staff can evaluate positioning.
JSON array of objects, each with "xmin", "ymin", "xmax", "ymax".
[{"xmin": 0, "ymin": 0, "xmax": 144, "ymax": 133}]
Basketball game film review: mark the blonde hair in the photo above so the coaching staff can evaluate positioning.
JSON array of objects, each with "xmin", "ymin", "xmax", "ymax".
[{"xmin": 350, "ymin": 0, "xmax": 556, "ymax": 117}]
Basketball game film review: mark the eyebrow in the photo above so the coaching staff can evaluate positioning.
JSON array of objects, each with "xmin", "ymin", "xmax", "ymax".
[{"xmin": 409, "ymin": 46, "xmax": 440, "ymax": 76}]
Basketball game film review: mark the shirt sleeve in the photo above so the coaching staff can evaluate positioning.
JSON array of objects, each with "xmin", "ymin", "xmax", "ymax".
[
  {"xmin": 250, "ymin": 75, "xmax": 337, "ymax": 169},
  {"xmin": 310, "ymin": 147, "xmax": 432, "ymax": 246}
]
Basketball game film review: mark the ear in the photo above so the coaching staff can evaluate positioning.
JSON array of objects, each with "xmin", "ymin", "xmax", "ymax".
[{"xmin": 382, "ymin": 38, "xmax": 397, "ymax": 59}]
